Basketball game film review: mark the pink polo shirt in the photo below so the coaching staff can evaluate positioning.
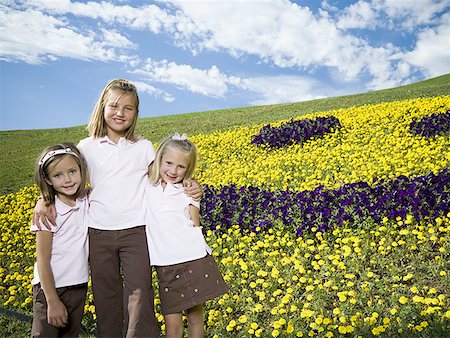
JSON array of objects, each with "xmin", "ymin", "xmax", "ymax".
[
  {"xmin": 31, "ymin": 195, "xmax": 89, "ymax": 288},
  {"xmin": 145, "ymin": 181, "xmax": 211, "ymax": 266},
  {"xmin": 78, "ymin": 136, "xmax": 155, "ymax": 230}
]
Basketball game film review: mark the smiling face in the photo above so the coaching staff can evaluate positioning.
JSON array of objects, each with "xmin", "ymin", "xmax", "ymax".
[
  {"xmin": 103, "ymin": 89, "xmax": 137, "ymax": 143},
  {"xmin": 159, "ymin": 146, "xmax": 191, "ymax": 186},
  {"xmin": 45, "ymin": 155, "xmax": 82, "ymax": 206}
]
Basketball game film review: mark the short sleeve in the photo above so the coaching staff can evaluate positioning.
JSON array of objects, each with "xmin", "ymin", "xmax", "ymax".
[
  {"xmin": 30, "ymin": 222, "xmax": 55, "ymax": 233},
  {"xmin": 189, "ymin": 199, "xmax": 200, "ymax": 209},
  {"xmin": 144, "ymin": 139, "xmax": 156, "ymax": 165}
]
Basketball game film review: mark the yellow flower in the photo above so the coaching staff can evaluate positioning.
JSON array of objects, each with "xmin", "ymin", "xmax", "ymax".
[
  {"xmin": 286, "ymin": 321, "xmax": 294, "ymax": 333},
  {"xmin": 410, "ymin": 286, "xmax": 419, "ymax": 293},
  {"xmin": 338, "ymin": 325, "xmax": 354, "ymax": 334},
  {"xmin": 323, "ymin": 318, "xmax": 332, "ymax": 325},
  {"xmin": 402, "ymin": 273, "xmax": 413, "ymax": 281},
  {"xmin": 273, "ymin": 321, "xmax": 282, "ymax": 329},
  {"xmin": 371, "ymin": 325, "xmax": 386, "ymax": 335},
  {"xmin": 238, "ymin": 315, "xmax": 247, "ymax": 323}
]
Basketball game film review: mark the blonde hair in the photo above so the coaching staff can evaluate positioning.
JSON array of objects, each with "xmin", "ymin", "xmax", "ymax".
[
  {"xmin": 87, "ymin": 79, "xmax": 140, "ymax": 141},
  {"xmin": 35, "ymin": 143, "xmax": 88, "ymax": 205},
  {"xmin": 149, "ymin": 134, "xmax": 197, "ymax": 185}
]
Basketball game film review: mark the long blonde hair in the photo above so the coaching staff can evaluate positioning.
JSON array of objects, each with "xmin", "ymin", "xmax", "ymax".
[
  {"xmin": 35, "ymin": 143, "xmax": 88, "ymax": 205},
  {"xmin": 87, "ymin": 79, "xmax": 140, "ymax": 141},
  {"xmin": 149, "ymin": 134, "xmax": 197, "ymax": 186}
]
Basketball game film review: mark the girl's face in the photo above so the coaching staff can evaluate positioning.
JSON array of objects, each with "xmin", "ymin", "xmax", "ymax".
[
  {"xmin": 45, "ymin": 155, "xmax": 81, "ymax": 205},
  {"xmin": 104, "ymin": 90, "xmax": 137, "ymax": 141},
  {"xmin": 159, "ymin": 147, "xmax": 190, "ymax": 185}
]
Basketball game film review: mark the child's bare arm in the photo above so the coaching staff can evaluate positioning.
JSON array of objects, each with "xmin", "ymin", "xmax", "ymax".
[
  {"xmin": 36, "ymin": 231, "xmax": 68, "ymax": 328},
  {"xmin": 189, "ymin": 204, "xmax": 200, "ymax": 227}
]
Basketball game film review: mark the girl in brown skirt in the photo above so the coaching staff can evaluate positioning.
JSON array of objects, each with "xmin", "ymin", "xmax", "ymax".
[{"xmin": 145, "ymin": 133, "xmax": 228, "ymax": 338}]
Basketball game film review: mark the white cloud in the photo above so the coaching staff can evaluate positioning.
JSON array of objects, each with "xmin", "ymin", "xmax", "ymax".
[
  {"xmin": 377, "ymin": 0, "xmax": 449, "ymax": 31},
  {"xmin": 167, "ymin": 1, "xmax": 328, "ymax": 67},
  {"xmin": 165, "ymin": 0, "xmax": 415, "ymax": 89},
  {"xmin": 0, "ymin": 5, "xmax": 137, "ymax": 64},
  {"xmin": 133, "ymin": 59, "xmax": 231, "ymax": 98},
  {"xmin": 133, "ymin": 80, "xmax": 175, "ymax": 103},
  {"xmin": 238, "ymin": 76, "xmax": 327, "ymax": 105},
  {"xmin": 403, "ymin": 14, "xmax": 450, "ymax": 77},
  {"xmin": 24, "ymin": 0, "xmax": 174, "ymax": 32},
  {"xmin": 100, "ymin": 28, "xmax": 135, "ymax": 49},
  {"xmin": 334, "ymin": 0, "xmax": 449, "ymax": 32},
  {"xmin": 320, "ymin": 0, "xmax": 339, "ymax": 12},
  {"xmin": 336, "ymin": 1, "xmax": 378, "ymax": 30},
  {"xmin": 132, "ymin": 59, "xmax": 329, "ymax": 106},
  {"xmin": 167, "ymin": 0, "xmax": 450, "ymax": 91},
  {"xmin": 1, "ymin": 0, "xmax": 448, "ymax": 103}
]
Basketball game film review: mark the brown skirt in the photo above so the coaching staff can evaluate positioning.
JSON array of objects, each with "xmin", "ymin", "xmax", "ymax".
[{"xmin": 155, "ymin": 254, "xmax": 228, "ymax": 315}]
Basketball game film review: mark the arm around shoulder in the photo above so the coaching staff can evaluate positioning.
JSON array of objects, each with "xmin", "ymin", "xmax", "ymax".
[
  {"xmin": 33, "ymin": 198, "xmax": 57, "ymax": 230},
  {"xmin": 185, "ymin": 179, "xmax": 203, "ymax": 201}
]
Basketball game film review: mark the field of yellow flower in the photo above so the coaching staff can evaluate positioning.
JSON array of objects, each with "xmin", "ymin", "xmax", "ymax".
[{"xmin": 1, "ymin": 96, "xmax": 450, "ymax": 337}]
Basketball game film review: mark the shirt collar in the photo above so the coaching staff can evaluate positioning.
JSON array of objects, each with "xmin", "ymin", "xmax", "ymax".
[
  {"xmin": 54, "ymin": 195, "xmax": 82, "ymax": 216},
  {"xmin": 155, "ymin": 180, "xmax": 183, "ymax": 190},
  {"xmin": 98, "ymin": 135, "xmax": 131, "ymax": 145}
]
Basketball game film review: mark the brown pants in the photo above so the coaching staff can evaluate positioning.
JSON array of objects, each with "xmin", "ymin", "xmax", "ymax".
[
  {"xmin": 88, "ymin": 226, "xmax": 159, "ymax": 338},
  {"xmin": 31, "ymin": 283, "xmax": 87, "ymax": 337}
]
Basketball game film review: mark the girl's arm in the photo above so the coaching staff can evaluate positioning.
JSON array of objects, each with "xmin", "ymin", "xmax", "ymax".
[
  {"xmin": 36, "ymin": 231, "xmax": 68, "ymax": 328},
  {"xmin": 189, "ymin": 205, "xmax": 200, "ymax": 227},
  {"xmin": 33, "ymin": 198, "xmax": 57, "ymax": 230}
]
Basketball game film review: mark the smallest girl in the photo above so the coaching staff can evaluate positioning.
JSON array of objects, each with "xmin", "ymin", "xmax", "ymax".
[
  {"xmin": 31, "ymin": 143, "xmax": 89, "ymax": 337},
  {"xmin": 145, "ymin": 133, "xmax": 228, "ymax": 338}
]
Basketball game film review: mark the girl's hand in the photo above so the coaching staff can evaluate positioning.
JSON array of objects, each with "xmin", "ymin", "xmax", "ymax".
[
  {"xmin": 47, "ymin": 298, "xmax": 68, "ymax": 328},
  {"xmin": 185, "ymin": 180, "xmax": 203, "ymax": 201},
  {"xmin": 32, "ymin": 198, "xmax": 57, "ymax": 230}
]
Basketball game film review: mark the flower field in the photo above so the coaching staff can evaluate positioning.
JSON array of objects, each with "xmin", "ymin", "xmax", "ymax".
[{"xmin": 1, "ymin": 96, "xmax": 450, "ymax": 337}]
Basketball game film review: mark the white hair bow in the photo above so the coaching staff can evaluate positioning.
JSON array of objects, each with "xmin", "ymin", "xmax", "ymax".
[{"xmin": 172, "ymin": 132, "xmax": 188, "ymax": 140}]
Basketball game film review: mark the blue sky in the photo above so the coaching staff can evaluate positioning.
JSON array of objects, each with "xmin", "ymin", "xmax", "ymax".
[{"xmin": 1, "ymin": 0, "xmax": 449, "ymax": 131}]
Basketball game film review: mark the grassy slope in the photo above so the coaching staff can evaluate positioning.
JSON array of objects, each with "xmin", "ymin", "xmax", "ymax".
[{"xmin": 1, "ymin": 73, "xmax": 449, "ymax": 195}]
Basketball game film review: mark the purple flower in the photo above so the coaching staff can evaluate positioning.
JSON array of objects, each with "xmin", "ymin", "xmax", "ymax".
[
  {"xmin": 410, "ymin": 110, "xmax": 450, "ymax": 137},
  {"xmin": 200, "ymin": 169, "xmax": 450, "ymax": 236},
  {"xmin": 252, "ymin": 116, "xmax": 342, "ymax": 148}
]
